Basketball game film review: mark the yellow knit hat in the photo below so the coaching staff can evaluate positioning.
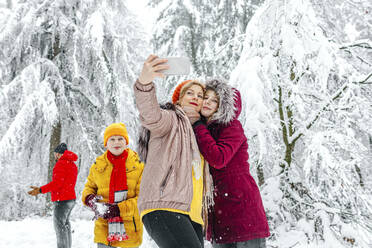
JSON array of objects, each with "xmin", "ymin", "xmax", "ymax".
[{"xmin": 103, "ymin": 123, "xmax": 129, "ymax": 146}]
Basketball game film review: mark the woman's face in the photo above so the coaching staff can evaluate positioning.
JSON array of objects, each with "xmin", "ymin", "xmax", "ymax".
[
  {"xmin": 178, "ymin": 84, "xmax": 204, "ymax": 112},
  {"xmin": 201, "ymin": 90, "xmax": 219, "ymax": 119}
]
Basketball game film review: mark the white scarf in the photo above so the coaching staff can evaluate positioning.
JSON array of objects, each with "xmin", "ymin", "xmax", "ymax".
[{"xmin": 176, "ymin": 105, "xmax": 202, "ymax": 179}]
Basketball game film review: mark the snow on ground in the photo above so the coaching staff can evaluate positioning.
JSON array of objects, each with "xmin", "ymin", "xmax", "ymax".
[
  {"xmin": 0, "ymin": 217, "xmax": 159, "ymax": 248},
  {"xmin": 0, "ymin": 217, "xmax": 214, "ymax": 248}
]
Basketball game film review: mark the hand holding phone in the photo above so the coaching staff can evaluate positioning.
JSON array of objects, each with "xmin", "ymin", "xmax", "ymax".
[
  {"xmin": 138, "ymin": 55, "xmax": 169, "ymax": 85},
  {"xmin": 138, "ymin": 55, "xmax": 191, "ymax": 85}
]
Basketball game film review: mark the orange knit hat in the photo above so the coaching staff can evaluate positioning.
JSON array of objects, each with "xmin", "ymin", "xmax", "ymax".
[
  {"xmin": 172, "ymin": 80, "xmax": 193, "ymax": 104},
  {"xmin": 104, "ymin": 123, "xmax": 129, "ymax": 146}
]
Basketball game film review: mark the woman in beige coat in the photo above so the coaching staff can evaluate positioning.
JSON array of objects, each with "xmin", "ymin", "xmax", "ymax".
[{"xmin": 134, "ymin": 54, "xmax": 212, "ymax": 248}]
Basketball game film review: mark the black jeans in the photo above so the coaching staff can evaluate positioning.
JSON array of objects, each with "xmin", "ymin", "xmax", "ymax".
[
  {"xmin": 212, "ymin": 239, "xmax": 266, "ymax": 248},
  {"xmin": 53, "ymin": 199, "xmax": 75, "ymax": 248},
  {"xmin": 142, "ymin": 210, "xmax": 204, "ymax": 248}
]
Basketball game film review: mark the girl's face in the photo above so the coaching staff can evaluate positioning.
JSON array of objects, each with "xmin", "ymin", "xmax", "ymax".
[
  {"xmin": 178, "ymin": 84, "xmax": 204, "ymax": 112},
  {"xmin": 106, "ymin": 135, "xmax": 127, "ymax": 156},
  {"xmin": 201, "ymin": 90, "xmax": 219, "ymax": 119}
]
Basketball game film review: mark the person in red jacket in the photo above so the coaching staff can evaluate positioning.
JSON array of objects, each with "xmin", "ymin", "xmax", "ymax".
[
  {"xmin": 28, "ymin": 143, "xmax": 78, "ymax": 248},
  {"xmin": 187, "ymin": 79, "xmax": 270, "ymax": 248}
]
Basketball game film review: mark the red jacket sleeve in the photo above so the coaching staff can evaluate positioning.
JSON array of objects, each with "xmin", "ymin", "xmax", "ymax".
[
  {"xmin": 40, "ymin": 161, "xmax": 65, "ymax": 193},
  {"xmin": 193, "ymin": 120, "xmax": 246, "ymax": 169}
]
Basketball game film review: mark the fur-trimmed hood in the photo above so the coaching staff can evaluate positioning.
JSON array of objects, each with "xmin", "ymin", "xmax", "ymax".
[{"xmin": 205, "ymin": 79, "xmax": 241, "ymax": 125}]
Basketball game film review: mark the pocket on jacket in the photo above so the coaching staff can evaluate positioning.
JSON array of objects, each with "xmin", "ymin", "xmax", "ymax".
[
  {"xmin": 159, "ymin": 165, "xmax": 173, "ymax": 198},
  {"xmin": 132, "ymin": 216, "xmax": 138, "ymax": 232}
]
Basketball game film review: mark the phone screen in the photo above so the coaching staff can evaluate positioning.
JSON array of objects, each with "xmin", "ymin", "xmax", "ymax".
[{"xmin": 161, "ymin": 57, "xmax": 191, "ymax": 75}]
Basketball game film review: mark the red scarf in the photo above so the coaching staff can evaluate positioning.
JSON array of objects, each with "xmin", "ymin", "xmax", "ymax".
[{"xmin": 107, "ymin": 150, "xmax": 128, "ymax": 204}]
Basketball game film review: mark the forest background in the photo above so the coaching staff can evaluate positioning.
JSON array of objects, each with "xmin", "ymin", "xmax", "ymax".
[{"xmin": 0, "ymin": 0, "xmax": 371, "ymax": 247}]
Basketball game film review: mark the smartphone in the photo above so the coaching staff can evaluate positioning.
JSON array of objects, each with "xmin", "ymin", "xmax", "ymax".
[{"xmin": 161, "ymin": 57, "xmax": 191, "ymax": 75}]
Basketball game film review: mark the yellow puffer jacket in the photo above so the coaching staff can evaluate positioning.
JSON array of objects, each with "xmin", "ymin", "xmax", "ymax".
[{"xmin": 82, "ymin": 149, "xmax": 144, "ymax": 247}]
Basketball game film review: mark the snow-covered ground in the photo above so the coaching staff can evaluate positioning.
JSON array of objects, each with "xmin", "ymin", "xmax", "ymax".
[
  {"xmin": 0, "ymin": 217, "xmax": 214, "ymax": 248},
  {"xmin": 0, "ymin": 217, "xmax": 160, "ymax": 248}
]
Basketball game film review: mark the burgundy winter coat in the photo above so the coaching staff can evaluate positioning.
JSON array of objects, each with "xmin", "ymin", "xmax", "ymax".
[
  {"xmin": 193, "ymin": 80, "xmax": 270, "ymax": 243},
  {"xmin": 40, "ymin": 150, "xmax": 78, "ymax": 202}
]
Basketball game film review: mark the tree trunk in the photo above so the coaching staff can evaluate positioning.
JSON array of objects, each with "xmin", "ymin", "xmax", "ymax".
[
  {"xmin": 6, "ymin": 0, "xmax": 12, "ymax": 9},
  {"xmin": 45, "ymin": 121, "xmax": 61, "ymax": 213},
  {"xmin": 354, "ymin": 164, "xmax": 364, "ymax": 187},
  {"xmin": 278, "ymin": 86, "xmax": 295, "ymax": 173},
  {"xmin": 42, "ymin": 27, "xmax": 63, "ymax": 214},
  {"xmin": 256, "ymin": 162, "xmax": 265, "ymax": 186}
]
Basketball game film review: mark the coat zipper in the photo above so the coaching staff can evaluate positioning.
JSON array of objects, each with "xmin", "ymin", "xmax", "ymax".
[
  {"xmin": 160, "ymin": 165, "xmax": 173, "ymax": 197},
  {"xmin": 133, "ymin": 216, "xmax": 137, "ymax": 232}
]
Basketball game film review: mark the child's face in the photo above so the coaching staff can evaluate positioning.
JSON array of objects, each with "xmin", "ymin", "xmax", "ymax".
[{"xmin": 105, "ymin": 135, "xmax": 127, "ymax": 156}]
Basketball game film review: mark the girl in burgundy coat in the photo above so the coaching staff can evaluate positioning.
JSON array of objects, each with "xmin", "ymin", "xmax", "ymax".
[{"xmin": 192, "ymin": 79, "xmax": 270, "ymax": 248}]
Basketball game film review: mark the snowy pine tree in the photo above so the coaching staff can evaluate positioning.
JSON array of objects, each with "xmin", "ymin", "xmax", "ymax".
[
  {"xmin": 196, "ymin": 0, "xmax": 263, "ymax": 79},
  {"xmin": 149, "ymin": 0, "xmax": 263, "ymax": 101},
  {"xmin": 0, "ymin": 0, "xmax": 148, "ymax": 219},
  {"xmin": 1, "ymin": 1, "xmax": 372, "ymax": 247},
  {"xmin": 230, "ymin": 0, "xmax": 372, "ymax": 246}
]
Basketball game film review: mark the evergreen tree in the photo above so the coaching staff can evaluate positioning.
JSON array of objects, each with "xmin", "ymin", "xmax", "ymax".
[
  {"xmin": 196, "ymin": 0, "xmax": 263, "ymax": 79},
  {"xmin": 0, "ymin": 0, "xmax": 148, "ymax": 219},
  {"xmin": 149, "ymin": 0, "xmax": 264, "ymax": 100},
  {"xmin": 230, "ymin": 0, "xmax": 372, "ymax": 246}
]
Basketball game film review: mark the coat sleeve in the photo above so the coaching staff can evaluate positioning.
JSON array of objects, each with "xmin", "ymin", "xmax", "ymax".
[
  {"xmin": 118, "ymin": 156, "xmax": 144, "ymax": 218},
  {"xmin": 133, "ymin": 80, "xmax": 174, "ymax": 137},
  {"xmin": 81, "ymin": 164, "xmax": 98, "ymax": 205},
  {"xmin": 193, "ymin": 120, "xmax": 246, "ymax": 169},
  {"xmin": 40, "ymin": 162, "xmax": 65, "ymax": 193}
]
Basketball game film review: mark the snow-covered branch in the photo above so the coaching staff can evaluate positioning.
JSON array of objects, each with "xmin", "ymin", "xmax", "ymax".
[
  {"xmin": 340, "ymin": 40, "xmax": 372, "ymax": 50},
  {"xmin": 291, "ymin": 72, "xmax": 372, "ymax": 143}
]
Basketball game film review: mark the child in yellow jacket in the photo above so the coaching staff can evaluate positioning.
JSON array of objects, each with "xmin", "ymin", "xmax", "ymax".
[{"xmin": 82, "ymin": 123, "xmax": 144, "ymax": 248}]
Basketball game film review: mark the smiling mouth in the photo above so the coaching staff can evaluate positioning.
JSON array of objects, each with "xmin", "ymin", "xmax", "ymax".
[{"xmin": 189, "ymin": 102, "xmax": 198, "ymax": 106}]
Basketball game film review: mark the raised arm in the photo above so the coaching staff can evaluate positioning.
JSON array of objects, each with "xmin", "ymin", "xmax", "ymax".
[{"xmin": 133, "ymin": 55, "xmax": 175, "ymax": 137}]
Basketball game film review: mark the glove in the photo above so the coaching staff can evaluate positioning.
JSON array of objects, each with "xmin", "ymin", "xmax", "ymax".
[
  {"xmin": 182, "ymin": 106, "xmax": 200, "ymax": 125},
  {"xmin": 102, "ymin": 204, "xmax": 120, "ymax": 219},
  {"xmin": 85, "ymin": 194, "xmax": 102, "ymax": 220},
  {"xmin": 85, "ymin": 194, "xmax": 98, "ymax": 209},
  {"xmin": 28, "ymin": 186, "xmax": 41, "ymax": 196}
]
